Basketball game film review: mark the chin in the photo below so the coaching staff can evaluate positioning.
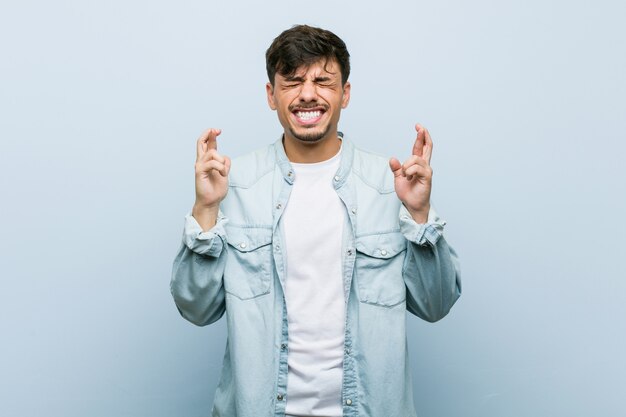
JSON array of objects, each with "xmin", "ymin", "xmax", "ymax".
[{"xmin": 290, "ymin": 126, "xmax": 330, "ymax": 144}]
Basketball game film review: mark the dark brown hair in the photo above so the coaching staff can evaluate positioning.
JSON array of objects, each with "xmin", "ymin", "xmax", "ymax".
[{"xmin": 265, "ymin": 25, "xmax": 351, "ymax": 86}]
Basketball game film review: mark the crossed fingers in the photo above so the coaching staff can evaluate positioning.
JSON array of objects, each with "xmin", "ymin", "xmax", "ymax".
[
  {"xmin": 195, "ymin": 128, "xmax": 230, "ymax": 177},
  {"xmin": 401, "ymin": 154, "xmax": 432, "ymax": 182},
  {"xmin": 390, "ymin": 124, "xmax": 433, "ymax": 182},
  {"xmin": 412, "ymin": 123, "xmax": 433, "ymax": 163}
]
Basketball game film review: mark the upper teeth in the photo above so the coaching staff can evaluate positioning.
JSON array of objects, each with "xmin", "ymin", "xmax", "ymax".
[{"xmin": 296, "ymin": 111, "xmax": 321, "ymax": 120}]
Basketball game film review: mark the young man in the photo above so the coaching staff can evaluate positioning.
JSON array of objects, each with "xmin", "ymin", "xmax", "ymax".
[{"xmin": 171, "ymin": 25, "xmax": 461, "ymax": 417}]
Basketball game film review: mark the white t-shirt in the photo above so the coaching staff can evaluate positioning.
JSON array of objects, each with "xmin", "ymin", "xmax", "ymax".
[{"xmin": 282, "ymin": 149, "xmax": 346, "ymax": 417}]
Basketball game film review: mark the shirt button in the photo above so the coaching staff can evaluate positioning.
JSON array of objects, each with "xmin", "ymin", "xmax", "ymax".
[
  {"xmin": 275, "ymin": 244, "xmax": 281, "ymax": 251},
  {"xmin": 277, "ymin": 394, "xmax": 284, "ymax": 401},
  {"xmin": 346, "ymin": 399, "xmax": 352, "ymax": 406},
  {"xmin": 380, "ymin": 249, "xmax": 388, "ymax": 256},
  {"xmin": 276, "ymin": 203, "xmax": 282, "ymax": 209},
  {"xmin": 345, "ymin": 347, "xmax": 351, "ymax": 355},
  {"xmin": 347, "ymin": 249, "xmax": 353, "ymax": 256},
  {"xmin": 288, "ymin": 170, "xmax": 293, "ymax": 177},
  {"xmin": 281, "ymin": 343, "xmax": 287, "ymax": 350},
  {"xmin": 334, "ymin": 175, "xmax": 340, "ymax": 182},
  {"xmin": 351, "ymin": 208, "xmax": 357, "ymax": 214},
  {"xmin": 239, "ymin": 242, "xmax": 247, "ymax": 249}
]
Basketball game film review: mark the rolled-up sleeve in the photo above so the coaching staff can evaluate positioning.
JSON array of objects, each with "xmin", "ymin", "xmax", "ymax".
[
  {"xmin": 183, "ymin": 213, "xmax": 228, "ymax": 256},
  {"xmin": 399, "ymin": 205, "xmax": 462, "ymax": 322},
  {"xmin": 171, "ymin": 213, "xmax": 229, "ymax": 326}
]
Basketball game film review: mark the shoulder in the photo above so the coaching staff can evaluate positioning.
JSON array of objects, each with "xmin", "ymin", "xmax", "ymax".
[
  {"xmin": 351, "ymin": 144, "xmax": 395, "ymax": 193},
  {"xmin": 229, "ymin": 144, "xmax": 276, "ymax": 188}
]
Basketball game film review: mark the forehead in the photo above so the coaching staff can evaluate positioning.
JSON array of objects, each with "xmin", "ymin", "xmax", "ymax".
[{"xmin": 280, "ymin": 59, "xmax": 341, "ymax": 80}]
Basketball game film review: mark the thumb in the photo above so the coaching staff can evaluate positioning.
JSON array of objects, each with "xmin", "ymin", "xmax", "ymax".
[{"xmin": 389, "ymin": 157, "xmax": 402, "ymax": 177}]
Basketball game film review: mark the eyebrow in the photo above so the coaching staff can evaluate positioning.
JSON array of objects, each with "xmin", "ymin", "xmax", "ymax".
[{"xmin": 283, "ymin": 75, "xmax": 333, "ymax": 83}]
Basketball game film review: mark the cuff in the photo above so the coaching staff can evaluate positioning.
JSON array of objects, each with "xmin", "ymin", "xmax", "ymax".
[
  {"xmin": 399, "ymin": 205, "xmax": 446, "ymax": 246},
  {"xmin": 182, "ymin": 212, "xmax": 228, "ymax": 256}
]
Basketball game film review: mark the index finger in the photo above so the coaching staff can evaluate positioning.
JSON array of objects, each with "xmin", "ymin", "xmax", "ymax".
[
  {"xmin": 423, "ymin": 128, "xmax": 433, "ymax": 164},
  {"xmin": 196, "ymin": 128, "xmax": 222, "ymax": 157},
  {"xmin": 412, "ymin": 123, "xmax": 425, "ymax": 157},
  {"xmin": 206, "ymin": 128, "xmax": 221, "ymax": 150}
]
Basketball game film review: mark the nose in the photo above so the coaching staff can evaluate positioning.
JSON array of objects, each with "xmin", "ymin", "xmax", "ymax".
[{"xmin": 298, "ymin": 80, "xmax": 318, "ymax": 102}]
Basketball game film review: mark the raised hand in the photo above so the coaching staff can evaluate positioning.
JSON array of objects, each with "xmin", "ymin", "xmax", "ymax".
[
  {"xmin": 192, "ymin": 128, "xmax": 231, "ymax": 230},
  {"xmin": 388, "ymin": 124, "xmax": 433, "ymax": 224}
]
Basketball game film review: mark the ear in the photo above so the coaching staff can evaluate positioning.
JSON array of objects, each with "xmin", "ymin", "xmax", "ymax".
[
  {"xmin": 341, "ymin": 81, "xmax": 351, "ymax": 109},
  {"xmin": 266, "ymin": 82, "xmax": 277, "ymax": 110}
]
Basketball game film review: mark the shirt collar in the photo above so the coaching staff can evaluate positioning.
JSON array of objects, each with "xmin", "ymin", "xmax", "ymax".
[{"xmin": 273, "ymin": 132, "xmax": 354, "ymax": 188}]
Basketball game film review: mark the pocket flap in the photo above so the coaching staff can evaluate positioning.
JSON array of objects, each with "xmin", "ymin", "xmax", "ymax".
[
  {"xmin": 356, "ymin": 232, "xmax": 406, "ymax": 258},
  {"xmin": 226, "ymin": 226, "xmax": 273, "ymax": 252}
]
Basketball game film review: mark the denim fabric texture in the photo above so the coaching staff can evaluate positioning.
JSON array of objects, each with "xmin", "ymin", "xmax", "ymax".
[{"xmin": 171, "ymin": 134, "xmax": 462, "ymax": 417}]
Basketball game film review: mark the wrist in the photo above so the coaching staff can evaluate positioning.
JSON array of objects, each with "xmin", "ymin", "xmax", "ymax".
[
  {"xmin": 192, "ymin": 201, "xmax": 220, "ymax": 214},
  {"xmin": 406, "ymin": 203, "xmax": 430, "ymax": 224},
  {"xmin": 192, "ymin": 203, "xmax": 220, "ymax": 231}
]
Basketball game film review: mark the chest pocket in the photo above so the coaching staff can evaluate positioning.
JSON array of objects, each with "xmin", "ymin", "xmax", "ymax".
[
  {"xmin": 355, "ymin": 232, "xmax": 407, "ymax": 307},
  {"xmin": 224, "ymin": 226, "xmax": 273, "ymax": 300}
]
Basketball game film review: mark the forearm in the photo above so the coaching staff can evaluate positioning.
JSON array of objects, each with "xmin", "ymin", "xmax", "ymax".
[
  {"xmin": 170, "ymin": 214, "xmax": 228, "ymax": 326},
  {"xmin": 403, "ymin": 236, "xmax": 461, "ymax": 322},
  {"xmin": 399, "ymin": 206, "xmax": 462, "ymax": 322}
]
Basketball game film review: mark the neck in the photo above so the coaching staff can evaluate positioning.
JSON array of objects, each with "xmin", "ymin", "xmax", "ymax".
[{"xmin": 283, "ymin": 130, "xmax": 341, "ymax": 163}]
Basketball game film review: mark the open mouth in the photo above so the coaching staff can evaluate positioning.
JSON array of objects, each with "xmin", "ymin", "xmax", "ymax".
[{"xmin": 291, "ymin": 107, "xmax": 326, "ymax": 125}]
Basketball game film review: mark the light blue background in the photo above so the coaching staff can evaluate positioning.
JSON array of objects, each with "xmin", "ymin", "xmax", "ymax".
[{"xmin": 1, "ymin": 1, "xmax": 625, "ymax": 416}]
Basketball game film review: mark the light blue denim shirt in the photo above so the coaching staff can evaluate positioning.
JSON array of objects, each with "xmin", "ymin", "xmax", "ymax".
[{"xmin": 171, "ymin": 134, "xmax": 462, "ymax": 417}]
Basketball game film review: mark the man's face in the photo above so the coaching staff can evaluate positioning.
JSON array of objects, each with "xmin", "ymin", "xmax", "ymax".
[{"xmin": 266, "ymin": 59, "xmax": 350, "ymax": 144}]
